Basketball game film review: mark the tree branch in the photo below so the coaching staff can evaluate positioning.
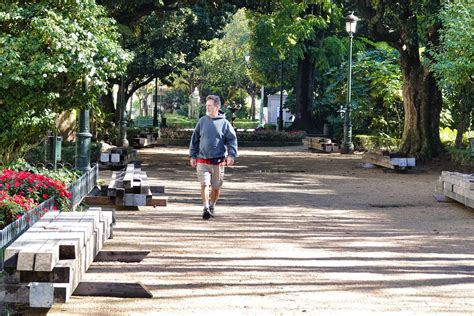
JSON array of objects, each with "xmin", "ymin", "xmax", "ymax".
[{"xmin": 356, "ymin": 0, "xmax": 401, "ymax": 48}]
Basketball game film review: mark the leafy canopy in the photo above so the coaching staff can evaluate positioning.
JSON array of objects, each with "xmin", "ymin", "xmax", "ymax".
[{"xmin": 0, "ymin": 1, "xmax": 131, "ymax": 163}]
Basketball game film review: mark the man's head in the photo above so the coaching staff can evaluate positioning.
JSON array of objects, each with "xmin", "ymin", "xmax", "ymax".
[{"xmin": 205, "ymin": 95, "xmax": 221, "ymax": 117}]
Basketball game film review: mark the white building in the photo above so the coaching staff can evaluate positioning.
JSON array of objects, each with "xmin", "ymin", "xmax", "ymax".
[{"xmin": 266, "ymin": 93, "xmax": 292, "ymax": 126}]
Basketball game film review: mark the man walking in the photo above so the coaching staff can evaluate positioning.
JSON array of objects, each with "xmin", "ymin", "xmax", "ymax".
[{"xmin": 189, "ymin": 95, "xmax": 238, "ymax": 220}]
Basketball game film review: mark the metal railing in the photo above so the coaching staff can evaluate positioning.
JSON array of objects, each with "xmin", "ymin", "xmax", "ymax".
[
  {"xmin": 0, "ymin": 164, "xmax": 99, "ymax": 271},
  {"xmin": 67, "ymin": 164, "xmax": 99, "ymax": 211}
]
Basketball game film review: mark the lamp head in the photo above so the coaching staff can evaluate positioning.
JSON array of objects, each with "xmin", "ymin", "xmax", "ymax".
[
  {"xmin": 345, "ymin": 13, "xmax": 359, "ymax": 35},
  {"xmin": 244, "ymin": 53, "xmax": 250, "ymax": 64}
]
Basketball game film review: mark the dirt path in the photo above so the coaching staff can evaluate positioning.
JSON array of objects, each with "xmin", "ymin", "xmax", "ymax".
[{"xmin": 49, "ymin": 146, "xmax": 474, "ymax": 315}]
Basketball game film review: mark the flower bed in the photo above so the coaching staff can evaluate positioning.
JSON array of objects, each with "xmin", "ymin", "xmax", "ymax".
[{"xmin": 0, "ymin": 169, "xmax": 73, "ymax": 229}]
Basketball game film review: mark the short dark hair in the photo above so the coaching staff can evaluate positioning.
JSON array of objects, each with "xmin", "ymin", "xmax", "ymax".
[{"xmin": 206, "ymin": 95, "xmax": 221, "ymax": 108}]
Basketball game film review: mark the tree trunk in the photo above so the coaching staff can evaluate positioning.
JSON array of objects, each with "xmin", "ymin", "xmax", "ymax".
[
  {"xmin": 399, "ymin": 52, "xmax": 442, "ymax": 159},
  {"xmin": 100, "ymin": 89, "xmax": 116, "ymax": 120},
  {"xmin": 250, "ymin": 90, "xmax": 256, "ymax": 121},
  {"xmin": 291, "ymin": 52, "xmax": 316, "ymax": 132}
]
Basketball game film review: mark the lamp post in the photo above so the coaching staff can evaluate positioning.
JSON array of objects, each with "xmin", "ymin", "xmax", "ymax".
[
  {"xmin": 153, "ymin": 77, "xmax": 158, "ymax": 127},
  {"xmin": 120, "ymin": 76, "xmax": 128, "ymax": 147},
  {"xmin": 340, "ymin": 13, "xmax": 358, "ymax": 154},
  {"xmin": 76, "ymin": 108, "xmax": 92, "ymax": 171}
]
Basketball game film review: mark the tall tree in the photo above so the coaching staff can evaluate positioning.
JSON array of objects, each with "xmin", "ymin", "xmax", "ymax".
[
  {"xmin": 98, "ymin": 1, "xmax": 238, "ymax": 123},
  {"xmin": 356, "ymin": 0, "xmax": 443, "ymax": 159},
  {"xmin": 248, "ymin": 0, "xmax": 342, "ymax": 132},
  {"xmin": 0, "ymin": 1, "xmax": 130, "ymax": 163}
]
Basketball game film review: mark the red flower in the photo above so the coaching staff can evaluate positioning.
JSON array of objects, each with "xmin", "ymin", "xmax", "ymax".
[{"xmin": 42, "ymin": 194, "xmax": 48, "ymax": 199}]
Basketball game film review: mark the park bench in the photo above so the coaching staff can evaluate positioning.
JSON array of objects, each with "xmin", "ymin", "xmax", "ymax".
[
  {"xmin": 304, "ymin": 136, "xmax": 340, "ymax": 153},
  {"xmin": 84, "ymin": 163, "xmax": 167, "ymax": 207},
  {"xmin": 362, "ymin": 151, "xmax": 416, "ymax": 171},
  {"xmin": 435, "ymin": 171, "xmax": 474, "ymax": 208},
  {"xmin": 1, "ymin": 207, "xmax": 114, "ymax": 308}
]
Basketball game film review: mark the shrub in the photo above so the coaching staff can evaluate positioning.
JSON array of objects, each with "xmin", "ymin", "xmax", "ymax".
[
  {"xmin": 237, "ymin": 130, "xmax": 306, "ymax": 142},
  {"xmin": 354, "ymin": 135, "xmax": 400, "ymax": 152},
  {"xmin": 447, "ymin": 147, "xmax": 473, "ymax": 168},
  {"xmin": 159, "ymin": 127, "xmax": 305, "ymax": 142},
  {"xmin": 24, "ymin": 141, "xmax": 102, "ymax": 165}
]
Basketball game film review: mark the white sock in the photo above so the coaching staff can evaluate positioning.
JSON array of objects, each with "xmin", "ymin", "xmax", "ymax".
[{"xmin": 204, "ymin": 201, "xmax": 209, "ymax": 208}]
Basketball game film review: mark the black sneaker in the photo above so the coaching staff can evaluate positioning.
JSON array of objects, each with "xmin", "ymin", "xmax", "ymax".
[
  {"xmin": 202, "ymin": 207, "xmax": 211, "ymax": 220},
  {"xmin": 209, "ymin": 205, "xmax": 215, "ymax": 218}
]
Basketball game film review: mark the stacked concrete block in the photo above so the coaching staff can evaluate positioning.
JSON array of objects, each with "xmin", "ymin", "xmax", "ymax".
[
  {"xmin": 106, "ymin": 164, "xmax": 166, "ymax": 207},
  {"xmin": 362, "ymin": 152, "xmax": 416, "ymax": 170},
  {"xmin": 304, "ymin": 137, "xmax": 339, "ymax": 153},
  {"xmin": 0, "ymin": 207, "xmax": 114, "ymax": 308},
  {"xmin": 435, "ymin": 171, "xmax": 474, "ymax": 208},
  {"xmin": 99, "ymin": 147, "xmax": 137, "ymax": 168}
]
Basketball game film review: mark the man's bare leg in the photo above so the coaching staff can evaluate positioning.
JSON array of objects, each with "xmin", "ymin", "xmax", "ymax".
[
  {"xmin": 200, "ymin": 185, "xmax": 210, "ymax": 208},
  {"xmin": 210, "ymin": 188, "xmax": 220, "ymax": 206},
  {"xmin": 209, "ymin": 188, "xmax": 220, "ymax": 216}
]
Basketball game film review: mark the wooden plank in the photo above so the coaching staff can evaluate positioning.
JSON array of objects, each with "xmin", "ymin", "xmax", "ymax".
[
  {"xmin": 20, "ymin": 266, "xmax": 72, "ymax": 283},
  {"xmin": 363, "ymin": 152, "xmax": 396, "ymax": 170},
  {"xmin": 94, "ymin": 250, "xmax": 150, "ymax": 263},
  {"xmin": 147, "ymin": 196, "xmax": 167, "ymax": 207},
  {"xmin": 73, "ymin": 281, "xmax": 153, "ymax": 298},
  {"xmin": 83, "ymin": 195, "xmax": 114, "ymax": 205}
]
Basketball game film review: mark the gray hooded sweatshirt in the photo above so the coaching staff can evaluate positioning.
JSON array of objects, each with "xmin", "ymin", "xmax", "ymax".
[{"xmin": 189, "ymin": 111, "xmax": 238, "ymax": 159}]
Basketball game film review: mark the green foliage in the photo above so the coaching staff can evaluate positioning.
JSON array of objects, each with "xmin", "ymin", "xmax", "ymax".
[
  {"xmin": 439, "ymin": 127, "xmax": 458, "ymax": 146},
  {"xmin": 23, "ymin": 141, "xmax": 102, "ymax": 166},
  {"xmin": 447, "ymin": 147, "xmax": 474, "ymax": 168},
  {"xmin": 247, "ymin": 1, "xmax": 342, "ymax": 88},
  {"xmin": 196, "ymin": 9, "xmax": 254, "ymax": 103},
  {"xmin": 238, "ymin": 130, "xmax": 305, "ymax": 142},
  {"xmin": 319, "ymin": 47, "xmax": 403, "ymax": 138},
  {"xmin": 0, "ymin": 1, "xmax": 131, "ymax": 163},
  {"xmin": 429, "ymin": 0, "xmax": 474, "ymax": 145},
  {"xmin": 354, "ymin": 135, "xmax": 401, "ymax": 152},
  {"xmin": 429, "ymin": 1, "xmax": 474, "ymax": 89},
  {"xmin": 160, "ymin": 127, "xmax": 304, "ymax": 142}
]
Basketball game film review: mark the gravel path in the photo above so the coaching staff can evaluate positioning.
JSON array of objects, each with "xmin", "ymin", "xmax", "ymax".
[{"xmin": 49, "ymin": 146, "xmax": 474, "ymax": 315}]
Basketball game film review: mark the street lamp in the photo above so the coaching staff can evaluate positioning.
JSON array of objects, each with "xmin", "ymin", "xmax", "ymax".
[
  {"xmin": 153, "ymin": 77, "xmax": 159, "ymax": 127},
  {"xmin": 340, "ymin": 12, "xmax": 359, "ymax": 154}
]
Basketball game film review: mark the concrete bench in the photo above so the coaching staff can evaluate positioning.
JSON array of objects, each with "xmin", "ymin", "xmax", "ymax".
[
  {"xmin": 435, "ymin": 171, "xmax": 474, "ymax": 208},
  {"xmin": 1, "ymin": 207, "xmax": 114, "ymax": 308}
]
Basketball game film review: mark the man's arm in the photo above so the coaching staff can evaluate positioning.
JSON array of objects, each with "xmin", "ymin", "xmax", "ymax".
[
  {"xmin": 189, "ymin": 121, "xmax": 201, "ymax": 167},
  {"xmin": 224, "ymin": 122, "xmax": 238, "ymax": 164}
]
